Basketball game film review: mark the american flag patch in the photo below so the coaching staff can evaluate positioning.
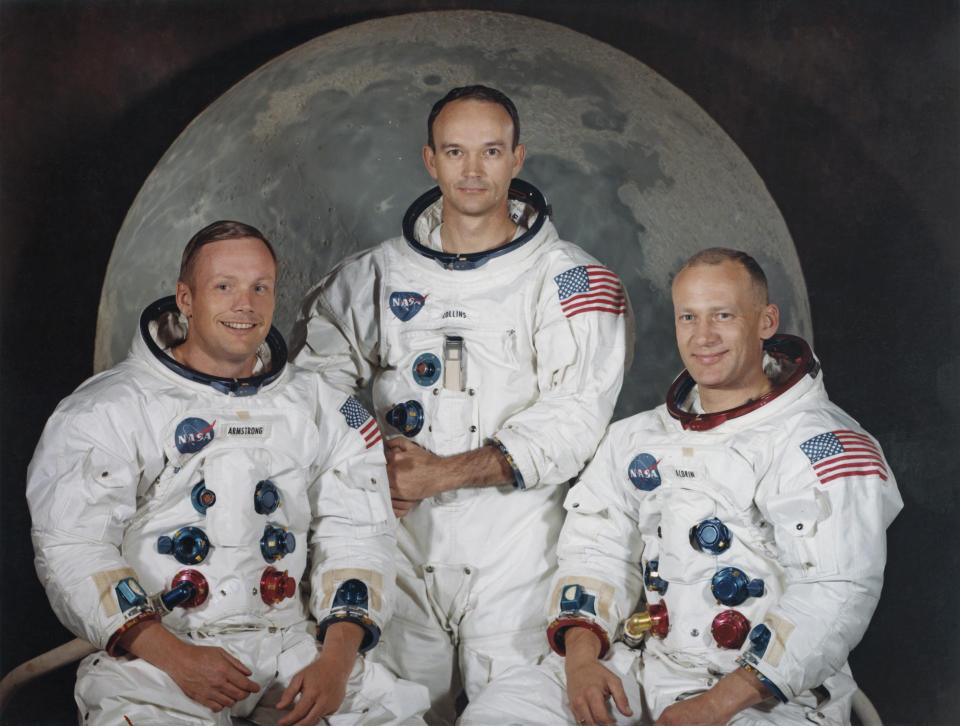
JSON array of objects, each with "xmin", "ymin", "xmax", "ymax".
[
  {"xmin": 799, "ymin": 429, "xmax": 888, "ymax": 485},
  {"xmin": 554, "ymin": 265, "xmax": 626, "ymax": 318},
  {"xmin": 339, "ymin": 397, "xmax": 382, "ymax": 449}
]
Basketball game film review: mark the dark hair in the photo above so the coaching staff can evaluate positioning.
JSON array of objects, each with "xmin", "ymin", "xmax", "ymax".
[
  {"xmin": 677, "ymin": 247, "xmax": 769, "ymax": 303},
  {"xmin": 426, "ymin": 85, "xmax": 520, "ymax": 150},
  {"xmin": 178, "ymin": 220, "xmax": 276, "ymax": 283}
]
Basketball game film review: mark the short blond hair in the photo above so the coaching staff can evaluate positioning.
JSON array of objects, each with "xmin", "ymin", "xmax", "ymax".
[{"xmin": 676, "ymin": 247, "xmax": 768, "ymax": 304}]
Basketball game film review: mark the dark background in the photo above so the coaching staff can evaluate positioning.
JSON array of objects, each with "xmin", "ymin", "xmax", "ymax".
[{"xmin": 1, "ymin": 1, "xmax": 957, "ymax": 724}]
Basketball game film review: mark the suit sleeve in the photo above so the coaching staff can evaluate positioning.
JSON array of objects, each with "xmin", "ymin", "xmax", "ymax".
[
  {"xmin": 26, "ymin": 394, "xmax": 162, "ymax": 651},
  {"xmin": 545, "ymin": 424, "xmax": 648, "ymax": 656},
  {"xmin": 291, "ymin": 255, "xmax": 380, "ymax": 396},
  {"xmin": 740, "ymin": 418, "xmax": 903, "ymax": 700},
  {"xmin": 308, "ymin": 385, "xmax": 396, "ymax": 652},
  {"xmin": 492, "ymin": 262, "xmax": 634, "ymax": 489}
]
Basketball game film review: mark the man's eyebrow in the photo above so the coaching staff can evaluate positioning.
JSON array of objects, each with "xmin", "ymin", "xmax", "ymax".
[
  {"xmin": 210, "ymin": 273, "xmax": 275, "ymax": 282},
  {"xmin": 439, "ymin": 140, "xmax": 507, "ymax": 149},
  {"xmin": 674, "ymin": 304, "xmax": 738, "ymax": 312}
]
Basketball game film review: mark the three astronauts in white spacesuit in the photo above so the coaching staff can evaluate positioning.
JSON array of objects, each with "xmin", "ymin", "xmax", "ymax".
[
  {"xmin": 26, "ymin": 222, "xmax": 428, "ymax": 725},
  {"xmin": 25, "ymin": 84, "xmax": 901, "ymax": 726},
  {"xmin": 459, "ymin": 248, "xmax": 902, "ymax": 725},
  {"xmin": 292, "ymin": 86, "xmax": 634, "ymax": 723}
]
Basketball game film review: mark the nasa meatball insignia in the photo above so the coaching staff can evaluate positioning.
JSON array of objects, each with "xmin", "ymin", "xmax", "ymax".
[{"xmin": 389, "ymin": 291, "xmax": 427, "ymax": 321}]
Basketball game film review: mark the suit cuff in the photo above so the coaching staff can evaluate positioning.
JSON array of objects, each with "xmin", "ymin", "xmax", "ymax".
[{"xmin": 488, "ymin": 432, "xmax": 530, "ymax": 489}]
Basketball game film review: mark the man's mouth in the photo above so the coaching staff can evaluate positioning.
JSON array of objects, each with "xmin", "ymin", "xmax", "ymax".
[
  {"xmin": 693, "ymin": 351, "xmax": 726, "ymax": 365},
  {"xmin": 221, "ymin": 321, "xmax": 257, "ymax": 330}
]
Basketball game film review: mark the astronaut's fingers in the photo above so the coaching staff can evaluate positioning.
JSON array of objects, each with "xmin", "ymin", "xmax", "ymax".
[
  {"xmin": 165, "ymin": 644, "xmax": 259, "ymax": 710},
  {"xmin": 218, "ymin": 678, "xmax": 258, "ymax": 704},
  {"xmin": 220, "ymin": 648, "xmax": 254, "ymax": 676},
  {"xmin": 191, "ymin": 681, "xmax": 246, "ymax": 712},
  {"xmin": 198, "ymin": 696, "xmax": 226, "ymax": 712},
  {"xmin": 274, "ymin": 672, "xmax": 303, "ymax": 711},
  {"xmin": 192, "ymin": 675, "xmax": 257, "ymax": 710},
  {"xmin": 389, "ymin": 478, "xmax": 428, "ymax": 504},
  {"xmin": 276, "ymin": 669, "xmax": 345, "ymax": 726},
  {"xmin": 222, "ymin": 664, "xmax": 260, "ymax": 696},
  {"xmin": 279, "ymin": 697, "xmax": 327, "ymax": 726},
  {"xmin": 586, "ymin": 689, "xmax": 615, "ymax": 726},
  {"xmin": 392, "ymin": 497, "xmax": 418, "ymax": 517},
  {"xmin": 571, "ymin": 686, "xmax": 615, "ymax": 726},
  {"xmin": 384, "ymin": 436, "xmax": 413, "ymax": 451},
  {"xmin": 608, "ymin": 675, "xmax": 634, "ymax": 718},
  {"xmin": 276, "ymin": 678, "xmax": 325, "ymax": 726},
  {"xmin": 203, "ymin": 690, "xmax": 240, "ymax": 711}
]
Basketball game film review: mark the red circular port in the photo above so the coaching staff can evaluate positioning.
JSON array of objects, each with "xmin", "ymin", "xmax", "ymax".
[
  {"xmin": 171, "ymin": 569, "xmax": 209, "ymax": 608},
  {"xmin": 648, "ymin": 601, "xmax": 670, "ymax": 638},
  {"xmin": 261, "ymin": 567, "xmax": 296, "ymax": 605},
  {"xmin": 711, "ymin": 609, "xmax": 750, "ymax": 649}
]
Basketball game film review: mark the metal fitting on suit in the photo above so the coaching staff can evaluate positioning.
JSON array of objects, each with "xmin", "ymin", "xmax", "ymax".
[
  {"xmin": 260, "ymin": 524, "xmax": 296, "ymax": 561},
  {"xmin": 386, "ymin": 400, "xmax": 424, "ymax": 436},
  {"xmin": 157, "ymin": 526, "xmax": 210, "ymax": 565}
]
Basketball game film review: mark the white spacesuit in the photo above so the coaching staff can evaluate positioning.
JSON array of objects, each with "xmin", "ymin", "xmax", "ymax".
[
  {"xmin": 293, "ymin": 180, "xmax": 633, "ymax": 722},
  {"xmin": 460, "ymin": 335, "xmax": 903, "ymax": 725},
  {"xmin": 27, "ymin": 297, "xmax": 429, "ymax": 725}
]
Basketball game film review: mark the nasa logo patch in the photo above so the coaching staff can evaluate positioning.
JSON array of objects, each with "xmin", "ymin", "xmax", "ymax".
[
  {"xmin": 389, "ymin": 291, "xmax": 427, "ymax": 321},
  {"xmin": 175, "ymin": 417, "xmax": 216, "ymax": 454},
  {"xmin": 628, "ymin": 453, "xmax": 662, "ymax": 491}
]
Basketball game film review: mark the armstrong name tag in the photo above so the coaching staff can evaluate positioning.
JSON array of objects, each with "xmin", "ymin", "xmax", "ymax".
[{"xmin": 223, "ymin": 422, "xmax": 271, "ymax": 439}]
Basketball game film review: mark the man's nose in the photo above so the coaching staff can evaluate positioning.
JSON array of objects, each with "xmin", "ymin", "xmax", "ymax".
[
  {"xmin": 464, "ymin": 152, "xmax": 483, "ymax": 176},
  {"xmin": 693, "ymin": 320, "xmax": 717, "ymax": 344},
  {"xmin": 234, "ymin": 288, "xmax": 255, "ymax": 310}
]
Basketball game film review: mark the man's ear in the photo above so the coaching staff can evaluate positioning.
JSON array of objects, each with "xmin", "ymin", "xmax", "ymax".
[
  {"xmin": 176, "ymin": 280, "xmax": 193, "ymax": 318},
  {"xmin": 759, "ymin": 302, "xmax": 780, "ymax": 340},
  {"xmin": 422, "ymin": 145, "xmax": 438, "ymax": 180}
]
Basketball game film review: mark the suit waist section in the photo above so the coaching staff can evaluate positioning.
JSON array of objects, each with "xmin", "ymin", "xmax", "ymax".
[
  {"xmin": 398, "ymin": 484, "xmax": 565, "ymax": 570},
  {"xmin": 167, "ymin": 607, "xmax": 308, "ymax": 636}
]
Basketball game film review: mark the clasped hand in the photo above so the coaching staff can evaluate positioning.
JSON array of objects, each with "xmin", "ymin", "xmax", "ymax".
[{"xmin": 385, "ymin": 437, "xmax": 448, "ymax": 516}]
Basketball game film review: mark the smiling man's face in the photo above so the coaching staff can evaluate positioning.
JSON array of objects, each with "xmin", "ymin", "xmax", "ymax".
[
  {"xmin": 672, "ymin": 259, "xmax": 779, "ymax": 412},
  {"xmin": 175, "ymin": 236, "xmax": 276, "ymax": 378}
]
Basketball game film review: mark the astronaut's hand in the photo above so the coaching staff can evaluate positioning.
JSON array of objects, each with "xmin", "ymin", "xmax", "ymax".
[
  {"xmin": 275, "ymin": 621, "xmax": 363, "ymax": 726},
  {"xmin": 564, "ymin": 628, "xmax": 633, "ymax": 726},
  {"xmin": 164, "ymin": 643, "xmax": 261, "ymax": 712},
  {"xmin": 117, "ymin": 619, "xmax": 259, "ymax": 712},
  {"xmin": 652, "ymin": 668, "xmax": 771, "ymax": 726},
  {"xmin": 385, "ymin": 439, "xmax": 516, "ymax": 516},
  {"xmin": 274, "ymin": 657, "xmax": 348, "ymax": 726},
  {"xmin": 385, "ymin": 437, "xmax": 446, "ymax": 509},
  {"xmin": 566, "ymin": 662, "xmax": 633, "ymax": 726}
]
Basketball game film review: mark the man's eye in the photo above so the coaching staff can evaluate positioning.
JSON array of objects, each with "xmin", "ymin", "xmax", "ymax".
[{"xmin": 217, "ymin": 284, "xmax": 229, "ymax": 291}]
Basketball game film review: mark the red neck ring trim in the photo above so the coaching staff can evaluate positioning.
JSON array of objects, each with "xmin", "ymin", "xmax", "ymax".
[{"xmin": 666, "ymin": 335, "xmax": 818, "ymax": 431}]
